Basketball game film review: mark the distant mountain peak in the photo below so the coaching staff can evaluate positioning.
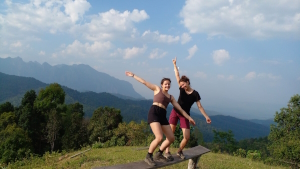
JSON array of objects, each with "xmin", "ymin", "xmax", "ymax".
[{"xmin": 0, "ymin": 57, "xmax": 144, "ymax": 99}]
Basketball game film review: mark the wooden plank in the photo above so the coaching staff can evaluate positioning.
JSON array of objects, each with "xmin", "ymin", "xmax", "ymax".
[{"xmin": 92, "ymin": 145, "xmax": 210, "ymax": 169}]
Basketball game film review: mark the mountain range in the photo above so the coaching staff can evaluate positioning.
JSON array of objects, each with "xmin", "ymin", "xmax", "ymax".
[
  {"xmin": 0, "ymin": 72, "xmax": 271, "ymax": 142},
  {"xmin": 0, "ymin": 57, "xmax": 143, "ymax": 99}
]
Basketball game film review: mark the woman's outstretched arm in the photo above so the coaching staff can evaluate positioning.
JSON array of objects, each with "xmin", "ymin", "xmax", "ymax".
[
  {"xmin": 196, "ymin": 101, "xmax": 211, "ymax": 124},
  {"xmin": 125, "ymin": 71, "xmax": 158, "ymax": 91},
  {"xmin": 171, "ymin": 96, "xmax": 196, "ymax": 126},
  {"xmin": 172, "ymin": 57, "xmax": 180, "ymax": 87}
]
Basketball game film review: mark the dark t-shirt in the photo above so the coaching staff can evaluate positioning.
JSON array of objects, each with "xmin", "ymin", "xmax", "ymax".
[{"xmin": 174, "ymin": 87, "xmax": 201, "ymax": 115}]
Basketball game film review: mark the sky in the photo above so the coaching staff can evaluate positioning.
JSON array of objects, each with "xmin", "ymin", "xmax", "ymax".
[{"xmin": 0, "ymin": 0, "xmax": 299, "ymax": 120}]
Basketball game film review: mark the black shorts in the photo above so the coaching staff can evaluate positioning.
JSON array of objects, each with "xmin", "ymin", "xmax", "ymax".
[{"xmin": 147, "ymin": 105, "xmax": 169, "ymax": 125}]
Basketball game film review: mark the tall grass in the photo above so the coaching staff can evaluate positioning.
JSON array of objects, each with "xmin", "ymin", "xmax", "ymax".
[{"xmin": 3, "ymin": 146, "xmax": 288, "ymax": 169}]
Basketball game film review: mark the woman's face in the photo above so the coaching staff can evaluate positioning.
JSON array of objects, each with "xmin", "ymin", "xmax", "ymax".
[
  {"xmin": 179, "ymin": 81, "xmax": 189, "ymax": 90},
  {"xmin": 161, "ymin": 80, "xmax": 171, "ymax": 91}
]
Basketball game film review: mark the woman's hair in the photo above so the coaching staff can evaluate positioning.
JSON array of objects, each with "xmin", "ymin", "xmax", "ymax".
[
  {"xmin": 161, "ymin": 78, "xmax": 171, "ymax": 84},
  {"xmin": 179, "ymin": 75, "xmax": 190, "ymax": 85}
]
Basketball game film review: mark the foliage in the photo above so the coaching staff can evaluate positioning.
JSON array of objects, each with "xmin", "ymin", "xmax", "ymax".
[
  {"xmin": 0, "ymin": 112, "xmax": 16, "ymax": 131},
  {"xmin": 246, "ymin": 150, "xmax": 262, "ymax": 161},
  {"xmin": 0, "ymin": 124, "xmax": 32, "ymax": 164},
  {"xmin": 212, "ymin": 130, "xmax": 238, "ymax": 154},
  {"xmin": 268, "ymin": 94, "xmax": 300, "ymax": 167},
  {"xmin": 234, "ymin": 148, "xmax": 247, "ymax": 158},
  {"xmin": 88, "ymin": 107, "xmax": 122, "ymax": 143},
  {"xmin": 113, "ymin": 121, "xmax": 151, "ymax": 146},
  {"xmin": 0, "ymin": 102, "xmax": 14, "ymax": 115},
  {"xmin": 62, "ymin": 103, "xmax": 89, "ymax": 150}
]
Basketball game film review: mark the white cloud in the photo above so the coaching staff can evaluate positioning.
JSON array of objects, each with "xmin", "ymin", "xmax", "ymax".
[
  {"xmin": 10, "ymin": 41, "xmax": 22, "ymax": 48},
  {"xmin": 218, "ymin": 74, "xmax": 234, "ymax": 80},
  {"xmin": 149, "ymin": 49, "xmax": 167, "ymax": 59},
  {"xmin": 263, "ymin": 60, "xmax": 280, "ymax": 65},
  {"xmin": 64, "ymin": 0, "xmax": 91, "ymax": 23},
  {"xmin": 60, "ymin": 40, "xmax": 111, "ymax": 57},
  {"xmin": 212, "ymin": 49, "xmax": 230, "ymax": 65},
  {"xmin": 181, "ymin": 33, "xmax": 192, "ymax": 44},
  {"xmin": 2, "ymin": 0, "xmax": 90, "ymax": 34},
  {"xmin": 228, "ymin": 75, "xmax": 234, "ymax": 80},
  {"xmin": 244, "ymin": 72, "xmax": 280, "ymax": 81},
  {"xmin": 195, "ymin": 71, "xmax": 207, "ymax": 78},
  {"xmin": 2, "ymin": 1, "xmax": 148, "ymax": 43},
  {"xmin": 186, "ymin": 45, "xmax": 198, "ymax": 59},
  {"xmin": 217, "ymin": 75, "xmax": 225, "ymax": 79},
  {"xmin": 78, "ymin": 9, "xmax": 149, "ymax": 41},
  {"xmin": 245, "ymin": 71, "xmax": 256, "ymax": 80},
  {"xmin": 142, "ymin": 30, "xmax": 180, "ymax": 43},
  {"xmin": 116, "ymin": 45, "xmax": 147, "ymax": 59},
  {"xmin": 180, "ymin": 0, "xmax": 300, "ymax": 39},
  {"xmin": 39, "ymin": 51, "xmax": 46, "ymax": 55},
  {"xmin": 257, "ymin": 73, "xmax": 281, "ymax": 80}
]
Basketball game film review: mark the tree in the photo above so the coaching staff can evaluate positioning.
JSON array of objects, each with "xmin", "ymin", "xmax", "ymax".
[
  {"xmin": 0, "ymin": 102, "xmax": 14, "ymax": 115},
  {"xmin": 62, "ymin": 103, "xmax": 88, "ymax": 150},
  {"xmin": 212, "ymin": 130, "xmax": 237, "ymax": 154},
  {"xmin": 0, "ymin": 124, "xmax": 32, "ymax": 164},
  {"xmin": 114, "ymin": 120, "xmax": 151, "ymax": 146},
  {"xmin": 88, "ymin": 107, "xmax": 122, "ymax": 143},
  {"xmin": 268, "ymin": 94, "xmax": 300, "ymax": 167},
  {"xmin": 34, "ymin": 83, "xmax": 66, "ymax": 152},
  {"xmin": 0, "ymin": 112, "xmax": 16, "ymax": 131}
]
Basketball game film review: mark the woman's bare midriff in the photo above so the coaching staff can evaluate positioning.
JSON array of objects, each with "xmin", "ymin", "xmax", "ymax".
[{"xmin": 152, "ymin": 102, "xmax": 166, "ymax": 110}]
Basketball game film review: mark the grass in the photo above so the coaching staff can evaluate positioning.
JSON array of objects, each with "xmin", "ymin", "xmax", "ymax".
[{"xmin": 3, "ymin": 146, "xmax": 288, "ymax": 169}]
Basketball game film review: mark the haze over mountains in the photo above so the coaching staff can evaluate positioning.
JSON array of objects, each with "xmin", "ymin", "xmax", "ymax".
[
  {"xmin": 0, "ymin": 72, "xmax": 271, "ymax": 141},
  {"xmin": 0, "ymin": 57, "xmax": 143, "ymax": 99}
]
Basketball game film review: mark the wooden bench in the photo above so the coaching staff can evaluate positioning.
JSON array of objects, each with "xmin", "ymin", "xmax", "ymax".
[{"xmin": 92, "ymin": 145, "xmax": 210, "ymax": 169}]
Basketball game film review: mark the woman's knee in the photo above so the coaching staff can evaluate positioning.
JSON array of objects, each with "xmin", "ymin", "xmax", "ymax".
[
  {"xmin": 168, "ymin": 135, "xmax": 175, "ymax": 143},
  {"xmin": 155, "ymin": 136, "xmax": 164, "ymax": 143},
  {"xmin": 183, "ymin": 134, "xmax": 190, "ymax": 141}
]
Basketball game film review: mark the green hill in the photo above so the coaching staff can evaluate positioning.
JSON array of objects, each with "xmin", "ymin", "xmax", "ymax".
[
  {"xmin": 0, "ymin": 72, "xmax": 270, "ymax": 141},
  {"xmin": 4, "ymin": 146, "xmax": 288, "ymax": 169}
]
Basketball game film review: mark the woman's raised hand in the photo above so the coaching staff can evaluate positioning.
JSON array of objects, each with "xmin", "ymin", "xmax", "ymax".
[
  {"xmin": 125, "ymin": 71, "xmax": 134, "ymax": 77},
  {"xmin": 172, "ymin": 57, "xmax": 177, "ymax": 65}
]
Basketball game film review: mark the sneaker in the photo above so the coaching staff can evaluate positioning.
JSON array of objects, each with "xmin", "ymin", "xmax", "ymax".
[
  {"xmin": 164, "ymin": 152, "xmax": 174, "ymax": 161},
  {"xmin": 154, "ymin": 152, "xmax": 169, "ymax": 162},
  {"xmin": 144, "ymin": 154, "xmax": 156, "ymax": 166},
  {"xmin": 177, "ymin": 151, "xmax": 186, "ymax": 159}
]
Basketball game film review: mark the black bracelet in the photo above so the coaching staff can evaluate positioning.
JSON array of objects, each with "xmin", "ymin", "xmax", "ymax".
[{"xmin": 132, "ymin": 74, "xmax": 134, "ymax": 77}]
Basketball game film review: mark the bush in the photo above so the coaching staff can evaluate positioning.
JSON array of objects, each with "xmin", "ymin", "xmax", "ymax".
[
  {"xmin": 234, "ymin": 148, "xmax": 247, "ymax": 158},
  {"xmin": 246, "ymin": 150, "xmax": 261, "ymax": 161}
]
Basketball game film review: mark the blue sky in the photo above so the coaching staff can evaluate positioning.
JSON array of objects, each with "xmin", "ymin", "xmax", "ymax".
[{"xmin": 0, "ymin": 0, "xmax": 299, "ymax": 119}]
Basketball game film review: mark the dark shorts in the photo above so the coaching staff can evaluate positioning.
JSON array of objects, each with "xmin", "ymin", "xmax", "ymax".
[
  {"xmin": 147, "ymin": 105, "xmax": 169, "ymax": 125},
  {"xmin": 169, "ymin": 108, "xmax": 190, "ymax": 129}
]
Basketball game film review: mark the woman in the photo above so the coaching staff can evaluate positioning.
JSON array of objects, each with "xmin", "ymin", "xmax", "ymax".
[
  {"xmin": 164, "ymin": 57, "xmax": 211, "ymax": 161},
  {"xmin": 125, "ymin": 71, "xmax": 196, "ymax": 166}
]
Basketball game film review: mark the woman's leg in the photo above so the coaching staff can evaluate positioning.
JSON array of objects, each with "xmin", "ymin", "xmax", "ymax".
[
  {"xmin": 165, "ymin": 124, "xmax": 176, "ymax": 153},
  {"xmin": 148, "ymin": 122, "xmax": 164, "ymax": 153},
  {"xmin": 160, "ymin": 125, "xmax": 175, "ymax": 151},
  {"xmin": 178, "ymin": 128, "xmax": 190, "ymax": 152}
]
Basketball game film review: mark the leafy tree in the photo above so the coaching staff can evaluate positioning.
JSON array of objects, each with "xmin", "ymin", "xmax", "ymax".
[
  {"xmin": 268, "ymin": 94, "xmax": 300, "ymax": 167},
  {"xmin": 0, "ymin": 112, "xmax": 16, "ymax": 131},
  {"xmin": 212, "ymin": 130, "xmax": 237, "ymax": 154},
  {"xmin": 0, "ymin": 124, "xmax": 32, "ymax": 164},
  {"xmin": 88, "ymin": 107, "xmax": 122, "ymax": 143},
  {"xmin": 34, "ymin": 83, "xmax": 66, "ymax": 152},
  {"xmin": 62, "ymin": 103, "xmax": 88, "ymax": 150},
  {"xmin": 114, "ymin": 121, "xmax": 151, "ymax": 146},
  {"xmin": 0, "ymin": 102, "xmax": 14, "ymax": 115},
  {"xmin": 16, "ymin": 90, "xmax": 46, "ymax": 154}
]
